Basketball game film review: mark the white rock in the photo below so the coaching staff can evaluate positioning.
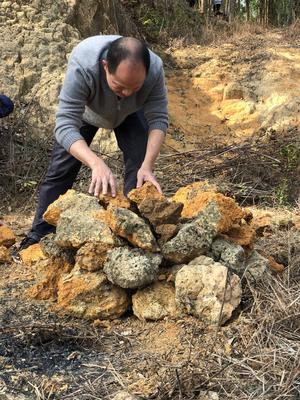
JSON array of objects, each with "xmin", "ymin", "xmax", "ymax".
[{"xmin": 175, "ymin": 256, "xmax": 242, "ymax": 325}]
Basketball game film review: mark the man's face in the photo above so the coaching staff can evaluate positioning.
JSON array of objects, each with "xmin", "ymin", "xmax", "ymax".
[{"xmin": 102, "ymin": 59, "xmax": 146, "ymax": 98}]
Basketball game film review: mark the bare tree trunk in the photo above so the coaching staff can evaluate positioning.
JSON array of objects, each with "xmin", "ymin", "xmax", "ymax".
[
  {"xmin": 268, "ymin": 0, "xmax": 276, "ymax": 25},
  {"xmin": 245, "ymin": 0, "xmax": 250, "ymax": 21},
  {"xmin": 237, "ymin": 0, "xmax": 241, "ymax": 15},
  {"xmin": 203, "ymin": 0, "xmax": 209, "ymax": 18}
]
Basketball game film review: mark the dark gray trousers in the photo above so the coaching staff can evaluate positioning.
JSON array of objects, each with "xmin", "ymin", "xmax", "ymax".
[{"xmin": 28, "ymin": 110, "xmax": 148, "ymax": 241}]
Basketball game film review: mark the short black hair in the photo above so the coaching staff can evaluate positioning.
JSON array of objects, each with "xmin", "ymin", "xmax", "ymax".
[{"xmin": 106, "ymin": 37, "xmax": 150, "ymax": 74}]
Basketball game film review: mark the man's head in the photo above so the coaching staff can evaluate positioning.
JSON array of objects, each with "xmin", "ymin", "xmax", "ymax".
[{"xmin": 102, "ymin": 37, "xmax": 150, "ymax": 98}]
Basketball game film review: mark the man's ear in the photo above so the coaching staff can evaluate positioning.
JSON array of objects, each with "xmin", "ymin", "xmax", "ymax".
[{"xmin": 101, "ymin": 60, "xmax": 108, "ymax": 71}]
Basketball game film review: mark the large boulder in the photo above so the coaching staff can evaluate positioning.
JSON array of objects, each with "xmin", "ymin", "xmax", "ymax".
[
  {"xmin": 104, "ymin": 247, "xmax": 162, "ymax": 289},
  {"xmin": 43, "ymin": 190, "xmax": 101, "ymax": 226},
  {"xmin": 162, "ymin": 219, "xmax": 214, "ymax": 264},
  {"xmin": 27, "ymin": 258, "xmax": 73, "ymax": 301},
  {"xmin": 132, "ymin": 281, "xmax": 181, "ymax": 320},
  {"xmin": 172, "ymin": 184, "xmax": 245, "ymax": 233},
  {"xmin": 52, "ymin": 191, "xmax": 115, "ymax": 249},
  {"xmin": 175, "ymin": 256, "xmax": 242, "ymax": 325},
  {"xmin": 161, "ymin": 201, "xmax": 221, "ymax": 263},
  {"xmin": 103, "ymin": 206, "xmax": 159, "ymax": 252},
  {"xmin": 57, "ymin": 267, "xmax": 130, "ymax": 320}
]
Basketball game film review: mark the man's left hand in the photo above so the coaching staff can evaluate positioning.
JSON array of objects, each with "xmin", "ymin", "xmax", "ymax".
[{"xmin": 136, "ymin": 167, "xmax": 162, "ymax": 194}]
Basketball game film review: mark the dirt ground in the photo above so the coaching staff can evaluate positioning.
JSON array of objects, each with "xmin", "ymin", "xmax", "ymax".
[{"xmin": 0, "ymin": 30, "xmax": 299, "ymax": 399}]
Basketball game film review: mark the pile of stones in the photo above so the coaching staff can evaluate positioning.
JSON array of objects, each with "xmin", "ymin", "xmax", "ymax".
[{"xmin": 21, "ymin": 181, "xmax": 279, "ymax": 325}]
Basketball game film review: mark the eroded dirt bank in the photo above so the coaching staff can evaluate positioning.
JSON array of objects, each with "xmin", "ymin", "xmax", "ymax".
[{"xmin": 166, "ymin": 31, "xmax": 300, "ymax": 151}]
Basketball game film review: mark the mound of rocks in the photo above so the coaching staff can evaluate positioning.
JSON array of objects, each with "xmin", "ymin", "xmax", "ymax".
[{"xmin": 23, "ymin": 182, "xmax": 279, "ymax": 325}]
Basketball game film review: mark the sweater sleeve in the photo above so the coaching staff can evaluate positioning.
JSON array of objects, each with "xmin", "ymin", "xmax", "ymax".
[
  {"xmin": 143, "ymin": 66, "xmax": 168, "ymax": 134},
  {"xmin": 54, "ymin": 57, "xmax": 94, "ymax": 151}
]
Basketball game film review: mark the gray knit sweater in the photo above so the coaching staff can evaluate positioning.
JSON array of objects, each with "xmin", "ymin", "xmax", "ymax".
[{"xmin": 54, "ymin": 35, "xmax": 169, "ymax": 151}]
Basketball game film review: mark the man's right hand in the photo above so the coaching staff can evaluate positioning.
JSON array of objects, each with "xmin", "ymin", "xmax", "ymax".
[
  {"xmin": 69, "ymin": 139, "xmax": 117, "ymax": 197},
  {"xmin": 89, "ymin": 159, "xmax": 116, "ymax": 197}
]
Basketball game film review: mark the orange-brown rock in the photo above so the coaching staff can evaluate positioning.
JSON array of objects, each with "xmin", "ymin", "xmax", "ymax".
[
  {"xmin": 43, "ymin": 190, "xmax": 102, "ymax": 227},
  {"xmin": 242, "ymin": 208, "xmax": 253, "ymax": 223},
  {"xmin": 0, "ymin": 245, "xmax": 11, "ymax": 263},
  {"xmin": 98, "ymin": 192, "xmax": 131, "ymax": 209},
  {"xmin": 155, "ymin": 224, "xmax": 178, "ymax": 244},
  {"xmin": 128, "ymin": 182, "xmax": 165, "ymax": 205},
  {"xmin": 263, "ymin": 254, "xmax": 285, "ymax": 273},
  {"xmin": 173, "ymin": 188, "xmax": 244, "ymax": 233},
  {"xmin": 172, "ymin": 181, "xmax": 217, "ymax": 205},
  {"xmin": 57, "ymin": 267, "xmax": 130, "ymax": 320},
  {"xmin": 27, "ymin": 258, "xmax": 73, "ymax": 301},
  {"xmin": 43, "ymin": 190, "xmax": 76, "ymax": 226},
  {"xmin": 0, "ymin": 225, "xmax": 16, "ymax": 248},
  {"xmin": 75, "ymin": 242, "xmax": 114, "ymax": 271},
  {"xmin": 250, "ymin": 209, "xmax": 296, "ymax": 237},
  {"xmin": 250, "ymin": 214, "xmax": 273, "ymax": 236},
  {"xmin": 222, "ymin": 224, "xmax": 256, "ymax": 247},
  {"xmin": 138, "ymin": 198, "xmax": 183, "ymax": 227},
  {"xmin": 20, "ymin": 243, "xmax": 47, "ymax": 266}
]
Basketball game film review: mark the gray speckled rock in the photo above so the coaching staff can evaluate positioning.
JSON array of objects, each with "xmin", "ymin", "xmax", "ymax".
[
  {"xmin": 162, "ymin": 201, "xmax": 223, "ymax": 264},
  {"xmin": 55, "ymin": 209, "xmax": 115, "ymax": 249},
  {"xmin": 161, "ymin": 219, "xmax": 215, "ymax": 264},
  {"xmin": 40, "ymin": 233, "xmax": 76, "ymax": 264},
  {"xmin": 210, "ymin": 238, "xmax": 245, "ymax": 272},
  {"xmin": 175, "ymin": 255, "xmax": 242, "ymax": 325},
  {"xmin": 244, "ymin": 250, "xmax": 269, "ymax": 280},
  {"xmin": 43, "ymin": 190, "xmax": 101, "ymax": 226},
  {"xmin": 105, "ymin": 206, "xmax": 159, "ymax": 252},
  {"xmin": 104, "ymin": 247, "xmax": 162, "ymax": 289}
]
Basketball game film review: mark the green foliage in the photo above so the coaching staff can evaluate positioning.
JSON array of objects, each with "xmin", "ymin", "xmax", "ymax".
[
  {"xmin": 273, "ymin": 180, "xmax": 290, "ymax": 206},
  {"xmin": 272, "ymin": 142, "xmax": 300, "ymax": 206},
  {"xmin": 280, "ymin": 143, "xmax": 300, "ymax": 172}
]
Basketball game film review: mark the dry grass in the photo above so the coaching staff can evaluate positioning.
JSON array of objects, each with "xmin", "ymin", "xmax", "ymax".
[
  {"xmin": 283, "ymin": 19, "xmax": 300, "ymax": 41},
  {"xmin": 199, "ymin": 19, "xmax": 267, "ymax": 46},
  {"xmin": 155, "ymin": 129, "xmax": 300, "ymax": 207}
]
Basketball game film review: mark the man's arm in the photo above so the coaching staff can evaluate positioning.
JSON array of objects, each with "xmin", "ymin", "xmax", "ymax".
[
  {"xmin": 69, "ymin": 140, "xmax": 116, "ymax": 197},
  {"xmin": 136, "ymin": 129, "xmax": 165, "ymax": 193}
]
